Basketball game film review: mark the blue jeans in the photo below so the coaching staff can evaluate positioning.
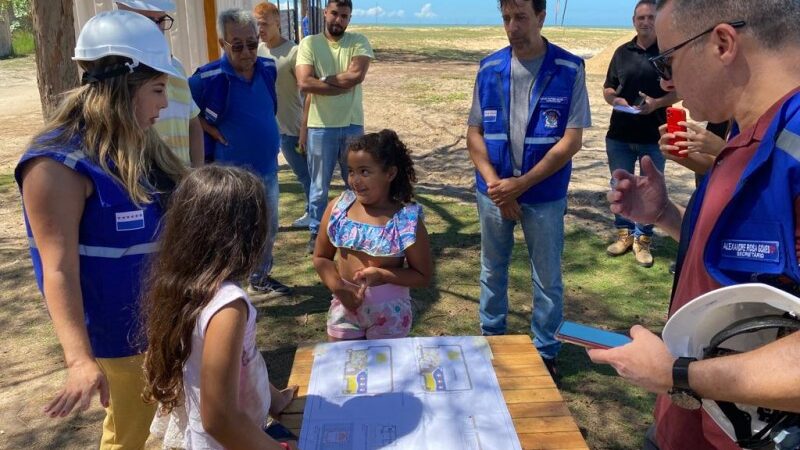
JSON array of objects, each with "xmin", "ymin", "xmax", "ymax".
[
  {"xmin": 279, "ymin": 134, "xmax": 311, "ymax": 214},
  {"xmin": 251, "ymin": 171, "xmax": 279, "ymax": 280},
  {"xmin": 307, "ymin": 125, "xmax": 364, "ymax": 234},
  {"xmin": 605, "ymin": 137, "xmax": 666, "ymax": 237},
  {"xmin": 477, "ymin": 191, "xmax": 567, "ymax": 359}
]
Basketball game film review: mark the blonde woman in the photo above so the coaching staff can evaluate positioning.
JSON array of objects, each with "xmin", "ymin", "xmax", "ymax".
[{"xmin": 14, "ymin": 11, "xmax": 185, "ymax": 448}]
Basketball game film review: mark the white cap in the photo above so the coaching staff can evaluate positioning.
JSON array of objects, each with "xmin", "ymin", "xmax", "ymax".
[
  {"xmin": 115, "ymin": 0, "xmax": 176, "ymax": 13},
  {"xmin": 663, "ymin": 283, "xmax": 800, "ymax": 359},
  {"xmin": 74, "ymin": 10, "xmax": 183, "ymax": 79}
]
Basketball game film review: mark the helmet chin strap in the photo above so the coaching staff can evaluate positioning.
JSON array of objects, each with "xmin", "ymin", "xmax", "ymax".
[
  {"xmin": 703, "ymin": 314, "xmax": 800, "ymax": 449},
  {"xmin": 125, "ymin": 60, "xmax": 140, "ymax": 72},
  {"xmin": 81, "ymin": 60, "xmax": 141, "ymax": 85}
]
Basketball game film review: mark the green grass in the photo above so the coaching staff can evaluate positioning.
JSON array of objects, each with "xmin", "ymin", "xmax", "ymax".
[
  {"xmin": 259, "ymin": 169, "xmax": 677, "ymax": 449},
  {"xmin": 0, "ymin": 172, "xmax": 15, "ymax": 194},
  {"xmin": 403, "ymin": 80, "xmax": 470, "ymax": 106},
  {"xmin": 12, "ymin": 30, "xmax": 35, "ymax": 56}
]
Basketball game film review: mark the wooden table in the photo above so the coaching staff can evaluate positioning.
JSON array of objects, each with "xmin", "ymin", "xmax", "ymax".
[{"xmin": 280, "ymin": 335, "xmax": 589, "ymax": 450}]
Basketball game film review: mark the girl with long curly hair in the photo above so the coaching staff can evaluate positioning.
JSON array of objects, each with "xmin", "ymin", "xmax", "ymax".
[
  {"xmin": 313, "ymin": 129, "xmax": 433, "ymax": 341},
  {"xmin": 142, "ymin": 165, "xmax": 297, "ymax": 450}
]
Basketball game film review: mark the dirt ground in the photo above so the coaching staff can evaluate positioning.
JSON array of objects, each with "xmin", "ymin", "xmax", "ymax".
[{"xmin": 0, "ymin": 29, "xmax": 698, "ymax": 449}]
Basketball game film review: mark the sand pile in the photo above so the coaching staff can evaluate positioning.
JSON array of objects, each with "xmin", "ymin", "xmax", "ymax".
[{"xmin": 585, "ymin": 33, "xmax": 633, "ymax": 76}]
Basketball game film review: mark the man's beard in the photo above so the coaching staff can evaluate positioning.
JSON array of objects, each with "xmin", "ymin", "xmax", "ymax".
[{"xmin": 327, "ymin": 22, "xmax": 345, "ymax": 36}]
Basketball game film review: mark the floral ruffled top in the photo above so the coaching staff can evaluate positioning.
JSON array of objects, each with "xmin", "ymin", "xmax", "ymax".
[{"xmin": 327, "ymin": 190, "xmax": 423, "ymax": 257}]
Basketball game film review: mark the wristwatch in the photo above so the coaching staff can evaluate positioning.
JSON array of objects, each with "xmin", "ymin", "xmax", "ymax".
[
  {"xmin": 668, "ymin": 357, "xmax": 701, "ymax": 410},
  {"xmin": 320, "ymin": 75, "xmax": 328, "ymax": 84}
]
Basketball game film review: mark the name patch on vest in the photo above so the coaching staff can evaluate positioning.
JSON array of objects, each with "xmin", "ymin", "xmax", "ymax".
[
  {"xmin": 116, "ymin": 210, "xmax": 145, "ymax": 232},
  {"xmin": 721, "ymin": 239, "xmax": 780, "ymax": 263},
  {"xmin": 541, "ymin": 96, "xmax": 568, "ymax": 104},
  {"xmin": 483, "ymin": 110, "xmax": 498, "ymax": 123},
  {"xmin": 543, "ymin": 109, "xmax": 561, "ymax": 128}
]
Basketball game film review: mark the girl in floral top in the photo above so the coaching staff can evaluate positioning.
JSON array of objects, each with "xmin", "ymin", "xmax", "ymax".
[{"xmin": 313, "ymin": 129, "xmax": 433, "ymax": 340}]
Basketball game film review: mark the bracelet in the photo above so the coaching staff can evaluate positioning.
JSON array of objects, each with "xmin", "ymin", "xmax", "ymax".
[{"xmin": 653, "ymin": 196, "xmax": 671, "ymax": 224}]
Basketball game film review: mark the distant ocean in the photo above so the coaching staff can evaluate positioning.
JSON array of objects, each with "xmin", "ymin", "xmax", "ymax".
[{"xmin": 350, "ymin": 23, "xmax": 629, "ymax": 29}]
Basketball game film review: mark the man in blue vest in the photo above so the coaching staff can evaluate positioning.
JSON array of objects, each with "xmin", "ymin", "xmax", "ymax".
[
  {"xmin": 189, "ymin": 9, "xmax": 290, "ymax": 297},
  {"xmin": 467, "ymin": 0, "xmax": 591, "ymax": 378},
  {"xmin": 589, "ymin": 1, "xmax": 800, "ymax": 448}
]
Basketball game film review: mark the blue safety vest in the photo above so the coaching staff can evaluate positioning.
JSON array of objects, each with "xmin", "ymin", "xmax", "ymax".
[
  {"xmin": 15, "ymin": 133, "xmax": 166, "ymax": 358},
  {"xmin": 475, "ymin": 41, "xmax": 583, "ymax": 204},
  {"xmin": 188, "ymin": 56, "xmax": 278, "ymax": 161},
  {"xmin": 681, "ymin": 91, "xmax": 800, "ymax": 290}
]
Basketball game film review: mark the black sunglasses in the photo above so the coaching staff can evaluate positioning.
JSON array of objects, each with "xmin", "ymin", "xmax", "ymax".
[
  {"xmin": 649, "ymin": 20, "xmax": 746, "ymax": 81},
  {"xmin": 222, "ymin": 39, "xmax": 259, "ymax": 53},
  {"xmin": 150, "ymin": 14, "xmax": 174, "ymax": 31}
]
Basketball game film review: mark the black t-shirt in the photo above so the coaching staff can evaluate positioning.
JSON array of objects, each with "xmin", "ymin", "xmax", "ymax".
[{"xmin": 604, "ymin": 37, "xmax": 668, "ymax": 144}]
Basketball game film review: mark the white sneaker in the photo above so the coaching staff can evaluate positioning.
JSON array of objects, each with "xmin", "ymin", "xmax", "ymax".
[{"xmin": 291, "ymin": 212, "xmax": 311, "ymax": 228}]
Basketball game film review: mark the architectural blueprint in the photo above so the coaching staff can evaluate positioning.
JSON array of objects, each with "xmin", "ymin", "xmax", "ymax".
[{"xmin": 299, "ymin": 336, "xmax": 522, "ymax": 450}]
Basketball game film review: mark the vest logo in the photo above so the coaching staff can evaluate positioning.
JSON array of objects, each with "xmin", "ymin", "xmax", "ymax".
[
  {"xmin": 116, "ymin": 210, "xmax": 145, "ymax": 232},
  {"xmin": 544, "ymin": 109, "xmax": 560, "ymax": 128},
  {"xmin": 721, "ymin": 239, "xmax": 780, "ymax": 263},
  {"xmin": 483, "ymin": 109, "xmax": 498, "ymax": 123}
]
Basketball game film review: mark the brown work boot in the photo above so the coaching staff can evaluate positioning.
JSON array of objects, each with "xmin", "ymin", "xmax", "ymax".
[
  {"xmin": 606, "ymin": 229, "xmax": 633, "ymax": 256},
  {"xmin": 633, "ymin": 235, "xmax": 654, "ymax": 268}
]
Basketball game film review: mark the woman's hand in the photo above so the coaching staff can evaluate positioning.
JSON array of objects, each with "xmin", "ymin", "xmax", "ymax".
[
  {"xmin": 659, "ymin": 122, "xmax": 726, "ymax": 159},
  {"xmin": 673, "ymin": 121, "xmax": 726, "ymax": 157},
  {"xmin": 43, "ymin": 358, "xmax": 109, "ymax": 417}
]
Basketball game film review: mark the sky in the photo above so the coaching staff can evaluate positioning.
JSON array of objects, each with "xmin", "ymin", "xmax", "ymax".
[{"xmin": 349, "ymin": 0, "xmax": 638, "ymax": 27}]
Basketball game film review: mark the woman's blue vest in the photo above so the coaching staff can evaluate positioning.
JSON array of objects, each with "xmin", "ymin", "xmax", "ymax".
[
  {"xmin": 15, "ymin": 135, "xmax": 166, "ymax": 358},
  {"xmin": 680, "ymin": 92, "xmax": 800, "ymax": 291},
  {"xmin": 475, "ymin": 41, "xmax": 583, "ymax": 204}
]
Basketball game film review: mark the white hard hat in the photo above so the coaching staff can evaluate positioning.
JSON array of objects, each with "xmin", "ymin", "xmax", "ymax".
[
  {"xmin": 115, "ymin": 0, "xmax": 176, "ymax": 13},
  {"xmin": 663, "ymin": 283, "xmax": 800, "ymax": 448},
  {"xmin": 663, "ymin": 283, "xmax": 800, "ymax": 359},
  {"xmin": 73, "ymin": 10, "xmax": 182, "ymax": 80}
]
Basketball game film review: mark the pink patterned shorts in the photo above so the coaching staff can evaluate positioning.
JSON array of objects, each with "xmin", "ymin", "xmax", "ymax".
[{"xmin": 327, "ymin": 282, "xmax": 413, "ymax": 340}]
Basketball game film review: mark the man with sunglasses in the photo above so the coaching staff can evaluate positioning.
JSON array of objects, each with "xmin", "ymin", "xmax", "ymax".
[
  {"xmin": 602, "ymin": 0, "xmax": 678, "ymax": 268},
  {"xmin": 589, "ymin": 1, "xmax": 800, "ymax": 449},
  {"xmin": 115, "ymin": 0, "xmax": 204, "ymax": 168},
  {"xmin": 189, "ymin": 9, "xmax": 291, "ymax": 298}
]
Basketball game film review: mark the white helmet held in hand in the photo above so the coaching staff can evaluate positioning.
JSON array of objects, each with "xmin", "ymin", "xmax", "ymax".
[
  {"xmin": 115, "ymin": 0, "xmax": 176, "ymax": 13},
  {"xmin": 663, "ymin": 283, "xmax": 800, "ymax": 449},
  {"xmin": 73, "ymin": 10, "xmax": 182, "ymax": 80}
]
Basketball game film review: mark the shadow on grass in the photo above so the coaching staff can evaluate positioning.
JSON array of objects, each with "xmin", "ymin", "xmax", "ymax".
[{"xmin": 3, "ymin": 410, "xmax": 105, "ymax": 448}]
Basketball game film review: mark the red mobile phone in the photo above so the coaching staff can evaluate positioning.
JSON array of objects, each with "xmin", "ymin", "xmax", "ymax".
[
  {"xmin": 555, "ymin": 321, "xmax": 632, "ymax": 350},
  {"xmin": 666, "ymin": 107, "xmax": 687, "ymax": 158}
]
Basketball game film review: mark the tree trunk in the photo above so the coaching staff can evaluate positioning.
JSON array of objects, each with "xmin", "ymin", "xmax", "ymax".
[
  {"xmin": 0, "ymin": 1, "xmax": 12, "ymax": 58},
  {"xmin": 31, "ymin": 0, "xmax": 78, "ymax": 119}
]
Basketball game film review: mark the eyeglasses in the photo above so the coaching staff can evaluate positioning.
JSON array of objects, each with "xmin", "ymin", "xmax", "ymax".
[
  {"xmin": 649, "ymin": 20, "xmax": 745, "ymax": 81},
  {"xmin": 222, "ymin": 39, "xmax": 259, "ymax": 53},
  {"xmin": 149, "ymin": 14, "xmax": 174, "ymax": 31}
]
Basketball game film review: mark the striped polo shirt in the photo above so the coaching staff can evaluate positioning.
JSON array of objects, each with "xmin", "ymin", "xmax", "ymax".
[{"xmin": 153, "ymin": 57, "xmax": 200, "ymax": 165}]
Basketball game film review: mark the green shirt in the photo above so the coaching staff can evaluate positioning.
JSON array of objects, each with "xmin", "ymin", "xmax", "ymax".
[
  {"xmin": 296, "ymin": 32, "xmax": 374, "ymax": 128},
  {"xmin": 258, "ymin": 40, "xmax": 303, "ymax": 136}
]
